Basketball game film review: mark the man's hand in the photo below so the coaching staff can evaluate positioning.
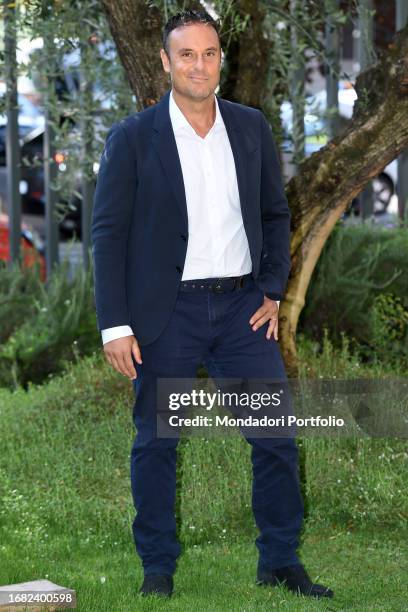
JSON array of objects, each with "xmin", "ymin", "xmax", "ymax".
[
  {"xmin": 249, "ymin": 296, "xmax": 280, "ymax": 341},
  {"xmin": 103, "ymin": 335, "xmax": 142, "ymax": 380}
]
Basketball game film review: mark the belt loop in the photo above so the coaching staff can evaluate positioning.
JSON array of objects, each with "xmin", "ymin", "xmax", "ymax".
[{"xmin": 236, "ymin": 275, "xmax": 244, "ymax": 290}]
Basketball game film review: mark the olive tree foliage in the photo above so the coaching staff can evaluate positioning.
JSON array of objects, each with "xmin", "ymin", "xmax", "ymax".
[
  {"xmin": 1, "ymin": 0, "xmax": 347, "ymax": 224},
  {"xmin": 101, "ymin": 0, "xmax": 349, "ymax": 139},
  {"xmin": 1, "ymin": 0, "xmax": 135, "ymax": 218}
]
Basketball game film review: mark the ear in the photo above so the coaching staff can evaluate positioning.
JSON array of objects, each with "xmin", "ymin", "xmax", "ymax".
[{"xmin": 160, "ymin": 48, "xmax": 171, "ymax": 74}]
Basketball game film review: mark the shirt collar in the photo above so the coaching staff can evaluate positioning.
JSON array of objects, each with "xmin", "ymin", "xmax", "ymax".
[{"xmin": 169, "ymin": 89, "xmax": 224, "ymax": 134}]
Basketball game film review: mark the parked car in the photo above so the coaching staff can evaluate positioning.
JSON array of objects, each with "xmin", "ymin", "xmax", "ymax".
[
  {"xmin": 0, "ymin": 88, "xmax": 106, "ymax": 239},
  {"xmin": 0, "ymin": 90, "xmax": 44, "ymax": 163},
  {"xmin": 18, "ymin": 125, "xmax": 86, "ymax": 239},
  {"xmin": 280, "ymin": 80, "xmax": 397, "ymax": 214},
  {"xmin": 0, "ymin": 213, "xmax": 46, "ymax": 281},
  {"xmin": 0, "ymin": 122, "xmax": 91, "ymax": 239}
]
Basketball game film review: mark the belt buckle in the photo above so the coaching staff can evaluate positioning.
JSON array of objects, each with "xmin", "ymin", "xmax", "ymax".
[{"xmin": 212, "ymin": 278, "xmax": 224, "ymax": 293}]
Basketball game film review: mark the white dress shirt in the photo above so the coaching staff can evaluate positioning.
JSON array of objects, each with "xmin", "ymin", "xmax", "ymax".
[{"xmin": 101, "ymin": 90, "xmax": 278, "ymax": 345}]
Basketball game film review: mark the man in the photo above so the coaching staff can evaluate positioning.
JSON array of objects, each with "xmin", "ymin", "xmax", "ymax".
[{"xmin": 91, "ymin": 9, "xmax": 334, "ymax": 601}]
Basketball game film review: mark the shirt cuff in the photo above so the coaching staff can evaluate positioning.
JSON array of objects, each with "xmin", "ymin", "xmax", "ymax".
[{"xmin": 101, "ymin": 325, "xmax": 134, "ymax": 345}]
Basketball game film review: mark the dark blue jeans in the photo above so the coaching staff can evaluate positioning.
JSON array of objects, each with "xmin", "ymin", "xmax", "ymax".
[{"xmin": 130, "ymin": 275, "xmax": 304, "ymax": 577}]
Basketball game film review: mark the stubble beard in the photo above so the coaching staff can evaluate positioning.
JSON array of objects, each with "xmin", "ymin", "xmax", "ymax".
[{"xmin": 172, "ymin": 79, "xmax": 218, "ymax": 103}]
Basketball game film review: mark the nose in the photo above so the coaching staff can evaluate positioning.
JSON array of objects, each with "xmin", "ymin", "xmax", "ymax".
[{"xmin": 194, "ymin": 55, "xmax": 205, "ymax": 71}]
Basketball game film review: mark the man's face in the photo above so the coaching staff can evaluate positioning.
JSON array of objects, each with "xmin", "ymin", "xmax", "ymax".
[{"xmin": 160, "ymin": 23, "xmax": 221, "ymax": 102}]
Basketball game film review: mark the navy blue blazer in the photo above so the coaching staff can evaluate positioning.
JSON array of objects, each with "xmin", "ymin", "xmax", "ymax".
[{"xmin": 91, "ymin": 90, "xmax": 291, "ymax": 346}]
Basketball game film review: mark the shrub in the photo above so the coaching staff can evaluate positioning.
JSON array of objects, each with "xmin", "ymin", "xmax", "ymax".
[
  {"xmin": 0, "ymin": 259, "xmax": 43, "ymax": 344},
  {"xmin": 299, "ymin": 223, "xmax": 408, "ymax": 369},
  {"xmin": 0, "ymin": 257, "xmax": 100, "ymax": 389}
]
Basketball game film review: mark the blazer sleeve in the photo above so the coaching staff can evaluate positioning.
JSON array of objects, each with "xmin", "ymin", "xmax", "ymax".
[
  {"xmin": 257, "ymin": 111, "xmax": 292, "ymax": 301},
  {"xmin": 91, "ymin": 121, "xmax": 137, "ymax": 331}
]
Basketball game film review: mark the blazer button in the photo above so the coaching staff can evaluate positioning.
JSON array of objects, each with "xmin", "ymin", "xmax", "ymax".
[
  {"xmin": 180, "ymin": 234, "xmax": 187, "ymax": 241},
  {"xmin": 176, "ymin": 266, "xmax": 182, "ymax": 273}
]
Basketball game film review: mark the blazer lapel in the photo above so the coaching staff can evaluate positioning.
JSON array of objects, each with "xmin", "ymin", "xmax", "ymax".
[
  {"xmin": 151, "ymin": 90, "xmax": 188, "ymax": 227},
  {"xmin": 150, "ymin": 91, "xmax": 256, "ymax": 229},
  {"xmin": 217, "ymin": 96, "xmax": 258, "ymax": 225}
]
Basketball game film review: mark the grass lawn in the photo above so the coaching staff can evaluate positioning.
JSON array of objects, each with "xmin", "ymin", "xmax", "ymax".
[
  {"xmin": 1, "ymin": 525, "xmax": 407, "ymax": 611},
  {"xmin": 1, "ymin": 350, "xmax": 407, "ymax": 610}
]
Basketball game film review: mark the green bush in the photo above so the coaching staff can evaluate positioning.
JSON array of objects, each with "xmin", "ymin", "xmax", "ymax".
[
  {"xmin": 0, "ymin": 260, "xmax": 43, "ymax": 344},
  {"xmin": 299, "ymin": 223, "xmax": 408, "ymax": 369},
  {"xmin": 367, "ymin": 293, "xmax": 408, "ymax": 366},
  {"xmin": 0, "ymin": 257, "xmax": 100, "ymax": 389}
]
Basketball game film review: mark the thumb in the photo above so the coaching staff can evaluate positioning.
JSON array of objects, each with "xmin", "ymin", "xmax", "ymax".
[{"xmin": 132, "ymin": 339, "xmax": 143, "ymax": 364}]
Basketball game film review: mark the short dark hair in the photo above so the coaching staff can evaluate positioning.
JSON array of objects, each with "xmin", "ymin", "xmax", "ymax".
[{"xmin": 162, "ymin": 10, "xmax": 220, "ymax": 55}]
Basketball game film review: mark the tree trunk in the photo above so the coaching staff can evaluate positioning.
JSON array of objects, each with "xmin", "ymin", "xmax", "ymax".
[
  {"xmin": 101, "ymin": 1, "xmax": 408, "ymax": 375},
  {"xmin": 100, "ymin": 0, "xmax": 202, "ymax": 108},
  {"xmin": 219, "ymin": 0, "xmax": 272, "ymax": 109},
  {"xmin": 100, "ymin": 0, "xmax": 168, "ymax": 108},
  {"xmin": 280, "ymin": 22, "xmax": 408, "ymax": 374}
]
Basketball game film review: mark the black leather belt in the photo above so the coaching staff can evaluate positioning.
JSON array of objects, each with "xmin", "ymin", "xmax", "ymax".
[{"xmin": 179, "ymin": 273, "xmax": 253, "ymax": 293}]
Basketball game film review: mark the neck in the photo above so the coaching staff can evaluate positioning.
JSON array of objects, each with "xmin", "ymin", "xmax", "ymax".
[{"xmin": 171, "ymin": 88, "xmax": 216, "ymax": 128}]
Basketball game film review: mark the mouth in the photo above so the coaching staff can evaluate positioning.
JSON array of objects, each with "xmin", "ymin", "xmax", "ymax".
[{"xmin": 189, "ymin": 76, "xmax": 208, "ymax": 82}]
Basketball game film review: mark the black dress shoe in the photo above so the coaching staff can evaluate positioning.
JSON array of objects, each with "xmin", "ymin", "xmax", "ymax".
[
  {"xmin": 139, "ymin": 574, "xmax": 173, "ymax": 597},
  {"xmin": 257, "ymin": 562, "xmax": 334, "ymax": 599}
]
